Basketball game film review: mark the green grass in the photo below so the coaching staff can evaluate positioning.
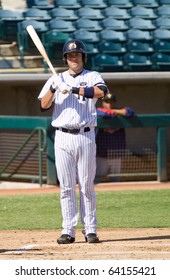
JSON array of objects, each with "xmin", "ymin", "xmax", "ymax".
[{"xmin": 0, "ymin": 189, "xmax": 170, "ymax": 230}]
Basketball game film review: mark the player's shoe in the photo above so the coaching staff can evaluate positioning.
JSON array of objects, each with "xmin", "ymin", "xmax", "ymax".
[
  {"xmin": 57, "ymin": 234, "xmax": 75, "ymax": 244},
  {"xmin": 85, "ymin": 233, "xmax": 99, "ymax": 243}
]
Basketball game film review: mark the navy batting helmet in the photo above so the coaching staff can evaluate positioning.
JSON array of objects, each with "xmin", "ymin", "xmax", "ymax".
[{"xmin": 62, "ymin": 39, "xmax": 87, "ymax": 63}]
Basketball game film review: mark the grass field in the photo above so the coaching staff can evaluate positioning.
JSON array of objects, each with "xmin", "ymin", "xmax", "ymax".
[{"xmin": 0, "ymin": 189, "xmax": 170, "ymax": 230}]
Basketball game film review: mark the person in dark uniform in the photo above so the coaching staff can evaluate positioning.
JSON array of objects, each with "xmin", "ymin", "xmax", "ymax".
[{"xmin": 96, "ymin": 92, "xmax": 134, "ymax": 181}]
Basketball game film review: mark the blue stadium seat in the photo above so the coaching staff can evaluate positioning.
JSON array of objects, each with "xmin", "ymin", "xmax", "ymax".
[
  {"xmin": 100, "ymin": 29, "xmax": 127, "ymax": 42},
  {"xmin": 26, "ymin": 0, "xmax": 54, "ymax": 9},
  {"xmin": 92, "ymin": 53, "xmax": 124, "ymax": 72},
  {"xmin": 54, "ymin": 0, "xmax": 81, "ymax": 9},
  {"xmin": 98, "ymin": 41, "xmax": 126, "ymax": 56},
  {"xmin": 130, "ymin": 6, "xmax": 157, "ymax": 19},
  {"xmin": 151, "ymin": 52, "xmax": 170, "ymax": 71},
  {"xmin": 159, "ymin": 0, "xmax": 170, "ymax": 4},
  {"xmin": 80, "ymin": 0, "xmax": 107, "ymax": 9},
  {"xmin": 76, "ymin": 7, "xmax": 105, "ymax": 20},
  {"xmin": 153, "ymin": 28, "xmax": 170, "ymax": 40},
  {"xmin": 155, "ymin": 17, "xmax": 170, "ymax": 29},
  {"xmin": 17, "ymin": 20, "xmax": 48, "ymax": 68},
  {"xmin": 127, "ymin": 29, "xmax": 153, "ymax": 41},
  {"xmin": 101, "ymin": 18, "xmax": 129, "ymax": 31},
  {"xmin": 74, "ymin": 18, "xmax": 102, "ymax": 32},
  {"xmin": 133, "ymin": 0, "xmax": 159, "ymax": 8},
  {"xmin": 72, "ymin": 29, "xmax": 100, "ymax": 43},
  {"xmin": 84, "ymin": 42, "xmax": 99, "ymax": 69},
  {"xmin": 50, "ymin": 7, "xmax": 78, "ymax": 20},
  {"xmin": 0, "ymin": 9, "xmax": 24, "ymax": 42},
  {"xmin": 107, "ymin": 0, "xmax": 133, "ymax": 9},
  {"xmin": 126, "ymin": 41, "xmax": 154, "ymax": 55},
  {"xmin": 42, "ymin": 30, "xmax": 70, "ymax": 71},
  {"xmin": 123, "ymin": 53, "xmax": 152, "ymax": 71},
  {"xmin": 104, "ymin": 7, "xmax": 131, "ymax": 19},
  {"xmin": 47, "ymin": 19, "xmax": 76, "ymax": 32},
  {"xmin": 23, "ymin": 8, "xmax": 51, "ymax": 21},
  {"xmin": 153, "ymin": 39, "xmax": 170, "ymax": 53},
  {"xmin": 128, "ymin": 18, "xmax": 156, "ymax": 31},
  {"xmin": 156, "ymin": 5, "xmax": 170, "ymax": 17}
]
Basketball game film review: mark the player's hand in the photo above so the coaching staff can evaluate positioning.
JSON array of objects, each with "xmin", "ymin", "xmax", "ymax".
[
  {"xmin": 51, "ymin": 75, "xmax": 62, "ymax": 90},
  {"xmin": 58, "ymin": 82, "xmax": 72, "ymax": 94}
]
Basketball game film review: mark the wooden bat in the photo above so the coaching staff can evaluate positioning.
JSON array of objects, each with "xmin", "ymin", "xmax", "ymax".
[{"xmin": 26, "ymin": 25, "xmax": 56, "ymax": 75}]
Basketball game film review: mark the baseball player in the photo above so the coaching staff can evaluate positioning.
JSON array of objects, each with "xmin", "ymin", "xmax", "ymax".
[
  {"xmin": 38, "ymin": 39, "xmax": 108, "ymax": 244},
  {"xmin": 96, "ymin": 93, "xmax": 134, "ymax": 180}
]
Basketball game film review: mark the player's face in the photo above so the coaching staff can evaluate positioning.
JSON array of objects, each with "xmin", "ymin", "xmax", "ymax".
[
  {"xmin": 66, "ymin": 52, "xmax": 83, "ymax": 73},
  {"xmin": 102, "ymin": 100, "xmax": 115, "ymax": 109}
]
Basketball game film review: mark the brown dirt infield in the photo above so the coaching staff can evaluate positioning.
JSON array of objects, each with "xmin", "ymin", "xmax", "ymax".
[{"xmin": 0, "ymin": 181, "xmax": 170, "ymax": 260}]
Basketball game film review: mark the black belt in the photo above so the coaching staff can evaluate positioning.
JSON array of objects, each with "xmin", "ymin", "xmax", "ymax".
[{"xmin": 56, "ymin": 127, "xmax": 90, "ymax": 134}]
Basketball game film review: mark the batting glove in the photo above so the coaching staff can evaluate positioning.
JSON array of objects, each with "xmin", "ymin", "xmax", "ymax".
[{"xmin": 58, "ymin": 82, "xmax": 72, "ymax": 94}]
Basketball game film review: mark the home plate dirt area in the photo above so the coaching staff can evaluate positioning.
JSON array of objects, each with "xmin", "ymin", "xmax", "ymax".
[{"xmin": 0, "ymin": 182, "xmax": 170, "ymax": 260}]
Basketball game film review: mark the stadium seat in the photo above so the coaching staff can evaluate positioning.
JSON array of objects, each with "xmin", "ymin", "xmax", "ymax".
[
  {"xmin": 123, "ymin": 53, "xmax": 152, "ymax": 71},
  {"xmin": 98, "ymin": 41, "xmax": 126, "ymax": 56},
  {"xmin": 133, "ymin": 0, "xmax": 159, "ymax": 8},
  {"xmin": 128, "ymin": 18, "xmax": 156, "ymax": 31},
  {"xmin": 101, "ymin": 18, "xmax": 129, "ymax": 31},
  {"xmin": 74, "ymin": 18, "xmax": 102, "ymax": 32},
  {"xmin": 100, "ymin": 29, "xmax": 127, "ymax": 42},
  {"xmin": 17, "ymin": 20, "xmax": 48, "ymax": 68},
  {"xmin": 49, "ymin": 7, "xmax": 78, "ymax": 20},
  {"xmin": 76, "ymin": 7, "xmax": 104, "ymax": 20},
  {"xmin": 159, "ymin": 0, "xmax": 170, "ymax": 4},
  {"xmin": 84, "ymin": 42, "xmax": 99, "ymax": 68},
  {"xmin": 126, "ymin": 29, "xmax": 153, "ymax": 41},
  {"xmin": 104, "ymin": 7, "xmax": 131, "ymax": 19},
  {"xmin": 0, "ymin": 9, "xmax": 24, "ymax": 42},
  {"xmin": 72, "ymin": 29, "xmax": 100, "ymax": 43},
  {"xmin": 26, "ymin": 0, "xmax": 54, "ymax": 9},
  {"xmin": 92, "ymin": 53, "xmax": 124, "ymax": 72},
  {"xmin": 47, "ymin": 19, "xmax": 76, "ymax": 33},
  {"xmin": 156, "ymin": 5, "xmax": 170, "ymax": 17},
  {"xmin": 151, "ymin": 52, "xmax": 170, "ymax": 71},
  {"xmin": 153, "ymin": 28, "xmax": 170, "ymax": 40},
  {"xmin": 130, "ymin": 6, "xmax": 157, "ymax": 19},
  {"xmin": 54, "ymin": 0, "xmax": 81, "ymax": 9},
  {"xmin": 80, "ymin": 0, "xmax": 107, "ymax": 9},
  {"xmin": 42, "ymin": 30, "xmax": 70, "ymax": 71},
  {"xmin": 23, "ymin": 8, "xmax": 51, "ymax": 21},
  {"xmin": 153, "ymin": 39, "xmax": 170, "ymax": 53},
  {"xmin": 106, "ymin": 0, "xmax": 133, "ymax": 9},
  {"xmin": 126, "ymin": 41, "xmax": 154, "ymax": 55},
  {"xmin": 155, "ymin": 17, "xmax": 170, "ymax": 29}
]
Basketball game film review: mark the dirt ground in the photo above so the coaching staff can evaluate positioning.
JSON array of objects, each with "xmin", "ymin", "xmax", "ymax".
[{"xmin": 0, "ymin": 181, "xmax": 170, "ymax": 260}]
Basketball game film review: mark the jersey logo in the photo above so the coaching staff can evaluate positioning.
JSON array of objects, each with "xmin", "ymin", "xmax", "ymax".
[{"xmin": 80, "ymin": 82, "xmax": 87, "ymax": 87}]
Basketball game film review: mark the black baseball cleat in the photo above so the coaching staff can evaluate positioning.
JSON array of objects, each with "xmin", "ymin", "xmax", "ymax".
[
  {"xmin": 57, "ymin": 234, "xmax": 75, "ymax": 244},
  {"xmin": 85, "ymin": 233, "xmax": 99, "ymax": 243}
]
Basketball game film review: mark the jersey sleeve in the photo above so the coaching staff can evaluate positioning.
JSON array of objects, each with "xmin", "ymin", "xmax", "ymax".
[{"xmin": 38, "ymin": 76, "xmax": 55, "ymax": 100}]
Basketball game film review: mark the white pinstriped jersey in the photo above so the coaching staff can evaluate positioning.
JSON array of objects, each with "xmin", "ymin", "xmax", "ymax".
[{"xmin": 38, "ymin": 69, "xmax": 107, "ymax": 129}]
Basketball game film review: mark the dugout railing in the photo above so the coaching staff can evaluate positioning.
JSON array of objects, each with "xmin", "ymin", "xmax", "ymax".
[{"xmin": 0, "ymin": 114, "xmax": 170, "ymax": 185}]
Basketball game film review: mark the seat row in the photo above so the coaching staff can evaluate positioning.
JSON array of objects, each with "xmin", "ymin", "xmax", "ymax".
[
  {"xmin": 25, "ymin": 0, "xmax": 170, "ymax": 10},
  {"xmin": 2, "ymin": 6, "xmax": 170, "ymax": 21},
  {"xmin": 91, "ymin": 52, "xmax": 170, "ymax": 72}
]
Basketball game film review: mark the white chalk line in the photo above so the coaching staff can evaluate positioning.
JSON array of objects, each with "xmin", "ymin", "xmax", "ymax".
[{"xmin": 1, "ymin": 242, "xmax": 170, "ymax": 256}]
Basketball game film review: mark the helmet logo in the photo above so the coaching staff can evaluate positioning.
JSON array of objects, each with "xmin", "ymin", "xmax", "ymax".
[
  {"xmin": 107, "ymin": 93, "xmax": 112, "ymax": 99},
  {"xmin": 69, "ymin": 42, "xmax": 76, "ymax": 50}
]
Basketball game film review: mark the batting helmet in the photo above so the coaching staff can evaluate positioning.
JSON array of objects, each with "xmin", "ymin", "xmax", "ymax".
[
  {"xmin": 104, "ymin": 92, "xmax": 117, "ymax": 102},
  {"xmin": 62, "ymin": 39, "xmax": 87, "ymax": 63}
]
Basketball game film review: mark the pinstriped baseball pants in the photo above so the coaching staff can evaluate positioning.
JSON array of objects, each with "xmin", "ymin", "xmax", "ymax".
[{"xmin": 54, "ymin": 129, "xmax": 97, "ymax": 238}]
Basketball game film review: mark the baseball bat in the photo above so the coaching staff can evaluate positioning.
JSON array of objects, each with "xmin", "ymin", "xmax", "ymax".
[{"xmin": 26, "ymin": 25, "xmax": 56, "ymax": 75}]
